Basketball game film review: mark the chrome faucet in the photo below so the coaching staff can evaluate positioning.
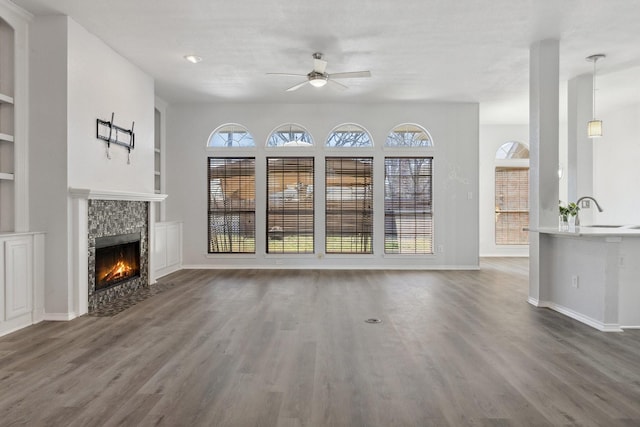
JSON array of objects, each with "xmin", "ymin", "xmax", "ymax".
[{"xmin": 575, "ymin": 196, "xmax": 604, "ymax": 226}]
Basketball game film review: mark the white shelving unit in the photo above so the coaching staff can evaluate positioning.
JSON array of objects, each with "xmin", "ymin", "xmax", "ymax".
[
  {"xmin": 0, "ymin": 16, "xmax": 15, "ymax": 232},
  {"xmin": 154, "ymin": 108, "xmax": 163, "ymax": 215}
]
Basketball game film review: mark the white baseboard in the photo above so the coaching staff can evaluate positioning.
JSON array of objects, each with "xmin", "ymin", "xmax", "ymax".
[
  {"xmin": 537, "ymin": 301, "xmax": 622, "ymax": 332},
  {"xmin": 182, "ymin": 263, "xmax": 481, "ymax": 271},
  {"xmin": 154, "ymin": 263, "xmax": 182, "ymax": 279},
  {"xmin": 481, "ymin": 254, "xmax": 529, "ymax": 258},
  {"xmin": 43, "ymin": 312, "xmax": 78, "ymax": 321},
  {"xmin": 0, "ymin": 313, "xmax": 36, "ymax": 338},
  {"xmin": 527, "ymin": 297, "xmax": 544, "ymax": 307}
]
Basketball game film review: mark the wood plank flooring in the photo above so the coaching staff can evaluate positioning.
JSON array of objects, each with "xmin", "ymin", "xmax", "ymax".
[{"xmin": 1, "ymin": 258, "xmax": 640, "ymax": 426}]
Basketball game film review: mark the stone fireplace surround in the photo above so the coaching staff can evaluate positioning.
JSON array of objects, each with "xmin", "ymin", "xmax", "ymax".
[
  {"xmin": 88, "ymin": 199, "xmax": 148, "ymax": 312},
  {"xmin": 70, "ymin": 188, "xmax": 167, "ymax": 318}
]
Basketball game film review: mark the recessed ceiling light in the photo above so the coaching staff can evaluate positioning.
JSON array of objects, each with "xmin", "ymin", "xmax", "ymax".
[{"xmin": 184, "ymin": 55, "xmax": 202, "ymax": 64}]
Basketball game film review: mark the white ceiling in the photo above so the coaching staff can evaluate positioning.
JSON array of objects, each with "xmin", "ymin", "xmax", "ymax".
[{"xmin": 11, "ymin": 0, "xmax": 640, "ymax": 124}]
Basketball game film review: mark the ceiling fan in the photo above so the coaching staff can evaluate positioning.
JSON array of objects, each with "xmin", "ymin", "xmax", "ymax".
[{"xmin": 267, "ymin": 52, "xmax": 371, "ymax": 92}]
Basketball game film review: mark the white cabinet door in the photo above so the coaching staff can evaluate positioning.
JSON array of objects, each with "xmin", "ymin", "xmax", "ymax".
[
  {"xmin": 5, "ymin": 237, "xmax": 33, "ymax": 320},
  {"xmin": 166, "ymin": 223, "xmax": 181, "ymax": 267},
  {"xmin": 154, "ymin": 223, "xmax": 167, "ymax": 270}
]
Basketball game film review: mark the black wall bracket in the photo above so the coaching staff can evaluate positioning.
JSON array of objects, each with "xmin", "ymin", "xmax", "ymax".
[{"xmin": 97, "ymin": 112, "xmax": 135, "ymax": 163}]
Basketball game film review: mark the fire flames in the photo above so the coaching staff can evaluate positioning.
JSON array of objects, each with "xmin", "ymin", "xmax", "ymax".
[{"xmin": 101, "ymin": 259, "xmax": 134, "ymax": 283}]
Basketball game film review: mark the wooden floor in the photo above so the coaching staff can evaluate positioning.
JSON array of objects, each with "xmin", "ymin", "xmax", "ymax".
[{"xmin": 2, "ymin": 259, "xmax": 640, "ymax": 426}]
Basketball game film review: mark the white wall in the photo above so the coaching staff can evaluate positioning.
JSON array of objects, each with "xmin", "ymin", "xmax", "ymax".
[
  {"xmin": 29, "ymin": 16, "xmax": 155, "ymax": 316},
  {"xmin": 29, "ymin": 16, "xmax": 70, "ymax": 316},
  {"xmin": 67, "ymin": 18, "xmax": 154, "ymax": 192},
  {"xmin": 593, "ymin": 102, "xmax": 640, "ymax": 225},
  {"xmin": 166, "ymin": 103, "xmax": 479, "ymax": 269}
]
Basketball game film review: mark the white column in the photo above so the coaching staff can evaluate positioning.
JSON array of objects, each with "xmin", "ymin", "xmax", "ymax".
[
  {"xmin": 567, "ymin": 74, "xmax": 595, "ymax": 224},
  {"xmin": 529, "ymin": 39, "xmax": 560, "ymax": 305},
  {"xmin": 70, "ymin": 196, "xmax": 89, "ymax": 318}
]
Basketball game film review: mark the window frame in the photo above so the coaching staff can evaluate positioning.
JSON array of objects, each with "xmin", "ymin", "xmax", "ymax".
[
  {"xmin": 384, "ymin": 123, "xmax": 433, "ymax": 148},
  {"xmin": 325, "ymin": 123, "xmax": 374, "ymax": 148},
  {"xmin": 207, "ymin": 123, "xmax": 256, "ymax": 148},
  {"xmin": 207, "ymin": 157, "xmax": 257, "ymax": 254},
  {"xmin": 384, "ymin": 157, "xmax": 434, "ymax": 255},
  {"xmin": 266, "ymin": 156, "xmax": 315, "ymax": 254},
  {"xmin": 266, "ymin": 123, "xmax": 314, "ymax": 148},
  {"xmin": 494, "ymin": 141, "xmax": 529, "ymax": 246},
  {"xmin": 494, "ymin": 165, "xmax": 529, "ymax": 246},
  {"xmin": 325, "ymin": 156, "xmax": 374, "ymax": 255}
]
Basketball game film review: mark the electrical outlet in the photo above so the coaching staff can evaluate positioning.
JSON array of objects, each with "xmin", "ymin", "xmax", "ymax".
[
  {"xmin": 571, "ymin": 275, "xmax": 579, "ymax": 288},
  {"xmin": 437, "ymin": 245, "xmax": 444, "ymax": 253},
  {"xmin": 581, "ymin": 200, "xmax": 591, "ymax": 209}
]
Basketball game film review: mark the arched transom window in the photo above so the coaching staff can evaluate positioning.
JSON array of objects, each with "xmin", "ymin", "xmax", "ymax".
[
  {"xmin": 495, "ymin": 141, "xmax": 529, "ymax": 159},
  {"xmin": 326, "ymin": 123, "xmax": 373, "ymax": 147},
  {"xmin": 267, "ymin": 124, "xmax": 313, "ymax": 147},
  {"xmin": 385, "ymin": 124, "xmax": 432, "ymax": 147},
  {"xmin": 208, "ymin": 124, "xmax": 255, "ymax": 147}
]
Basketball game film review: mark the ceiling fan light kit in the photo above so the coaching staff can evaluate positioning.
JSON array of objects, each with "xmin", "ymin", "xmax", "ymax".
[
  {"xmin": 308, "ymin": 73, "xmax": 328, "ymax": 88},
  {"xmin": 267, "ymin": 52, "xmax": 371, "ymax": 91}
]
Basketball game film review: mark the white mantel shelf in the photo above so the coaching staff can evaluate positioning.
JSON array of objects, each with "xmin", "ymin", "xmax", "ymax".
[{"xmin": 69, "ymin": 187, "xmax": 168, "ymax": 202}]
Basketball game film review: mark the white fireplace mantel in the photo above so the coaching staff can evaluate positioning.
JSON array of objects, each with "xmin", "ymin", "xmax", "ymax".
[
  {"xmin": 66, "ymin": 187, "xmax": 168, "ymax": 320},
  {"xmin": 69, "ymin": 187, "xmax": 168, "ymax": 202}
]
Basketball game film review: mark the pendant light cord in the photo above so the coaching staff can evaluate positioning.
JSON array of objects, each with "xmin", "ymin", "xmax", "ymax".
[{"xmin": 592, "ymin": 57, "xmax": 597, "ymax": 119}]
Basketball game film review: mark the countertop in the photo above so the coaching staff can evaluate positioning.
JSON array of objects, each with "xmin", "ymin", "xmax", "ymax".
[{"xmin": 535, "ymin": 225, "xmax": 640, "ymax": 237}]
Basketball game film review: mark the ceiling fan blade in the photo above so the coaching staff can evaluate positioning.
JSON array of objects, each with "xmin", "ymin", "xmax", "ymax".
[
  {"xmin": 286, "ymin": 81, "xmax": 309, "ymax": 92},
  {"xmin": 313, "ymin": 58, "xmax": 328, "ymax": 74},
  {"xmin": 267, "ymin": 72, "xmax": 307, "ymax": 77},
  {"xmin": 327, "ymin": 79, "xmax": 348, "ymax": 91},
  {"xmin": 328, "ymin": 71, "xmax": 371, "ymax": 79}
]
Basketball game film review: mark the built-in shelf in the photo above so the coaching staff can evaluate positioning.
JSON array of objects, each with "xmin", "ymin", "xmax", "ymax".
[
  {"xmin": 0, "ymin": 133, "xmax": 14, "ymax": 142},
  {"xmin": 0, "ymin": 172, "xmax": 15, "ymax": 180},
  {"xmin": 0, "ymin": 93, "xmax": 14, "ymax": 104}
]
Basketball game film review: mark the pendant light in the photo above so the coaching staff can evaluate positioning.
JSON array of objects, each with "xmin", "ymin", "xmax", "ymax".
[{"xmin": 586, "ymin": 54, "xmax": 605, "ymax": 138}]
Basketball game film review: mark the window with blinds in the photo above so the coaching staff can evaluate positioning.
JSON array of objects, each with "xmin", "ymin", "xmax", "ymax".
[
  {"xmin": 384, "ymin": 158, "xmax": 433, "ymax": 254},
  {"xmin": 208, "ymin": 158, "xmax": 256, "ymax": 253},
  {"xmin": 325, "ymin": 157, "xmax": 373, "ymax": 254},
  {"xmin": 267, "ymin": 157, "xmax": 314, "ymax": 253},
  {"xmin": 495, "ymin": 167, "xmax": 529, "ymax": 245}
]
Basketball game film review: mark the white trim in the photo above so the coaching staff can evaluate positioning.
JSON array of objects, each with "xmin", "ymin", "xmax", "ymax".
[
  {"xmin": 154, "ymin": 264, "xmax": 182, "ymax": 280},
  {"xmin": 69, "ymin": 187, "xmax": 168, "ymax": 202},
  {"xmin": 527, "ymin": 297, "xmax": 543, "ymax": 307},
  {"xmin": 620, "ymin": 325, "xmax": 640, "ymax": 330},
  {"xmin": 183, "ymin": 263, "xmax": 480, "ymax": 271},
  {"xmin": 0, "ymin": 313, "xmax": 37, "ymax": 337},
  {"xmin": 537, "ymin": 300, "xmax": 623, "ymax": 332},
  {"xmin": 483, "ymin": 253, "xmax": 529, "ymax": 257},
  {"xmin": 42, "ymin": 312, "xmax": 78, "ymax": 321},
  {"xmin": 0, "ymin": 0, "xmax": 33, "ymax": 20}
]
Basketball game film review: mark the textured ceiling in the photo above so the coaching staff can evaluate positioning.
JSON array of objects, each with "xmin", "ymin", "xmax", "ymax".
[{"xmin": 11, "ymin": 0, "xmax": 640, "ymax": 123}]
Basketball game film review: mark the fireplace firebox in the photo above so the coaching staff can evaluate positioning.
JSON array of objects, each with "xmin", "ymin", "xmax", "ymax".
[{"xmin": 95, "ymin": 232, "xmax": 141, "ymax": 291}]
